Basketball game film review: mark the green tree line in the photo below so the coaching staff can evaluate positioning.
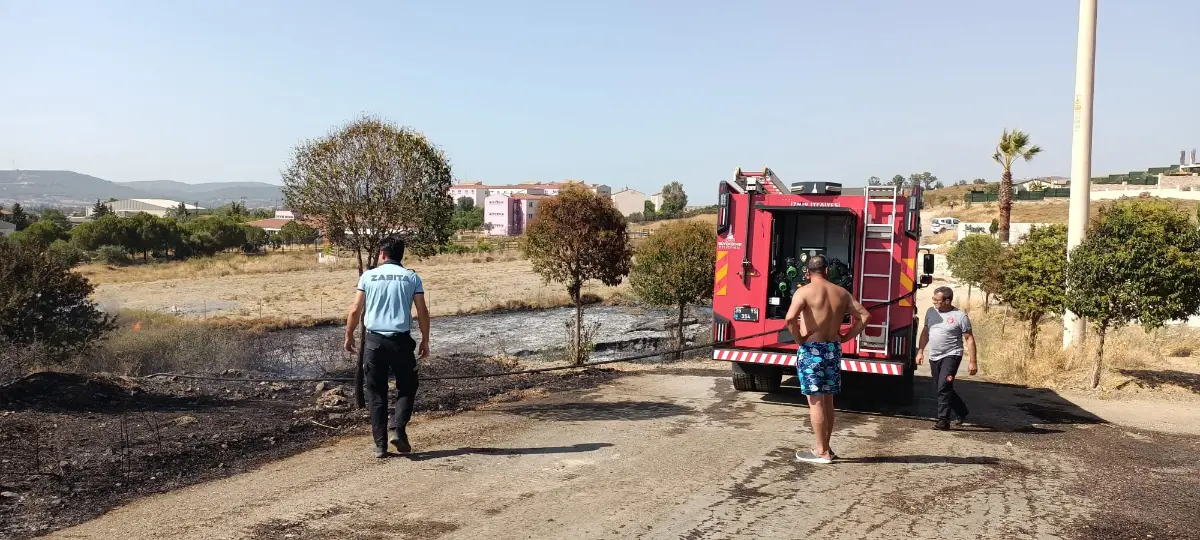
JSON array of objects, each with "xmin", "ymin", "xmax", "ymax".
[
  {"xmin": 6, "ymin": 211, "xmax": 322, "ymax": 268},
  {"xmin": 946, "ymin": 197, "xmax": 1200, "ymax": 388}
]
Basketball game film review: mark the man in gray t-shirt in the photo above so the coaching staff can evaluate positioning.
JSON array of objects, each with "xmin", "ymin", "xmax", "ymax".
[{"xmin": 916, "ymin": 286, "xmax": 978, "ymax": 430}]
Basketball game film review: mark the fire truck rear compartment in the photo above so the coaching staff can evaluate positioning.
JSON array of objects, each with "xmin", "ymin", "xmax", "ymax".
[{"xmin": 765, "ymin": 209, "xmax": 857, "ymax": 320}]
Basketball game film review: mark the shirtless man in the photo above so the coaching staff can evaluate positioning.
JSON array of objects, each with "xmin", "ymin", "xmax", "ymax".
[{"xmin": 785, "ymin": 255, "xmax": 871, "ymax": 464}]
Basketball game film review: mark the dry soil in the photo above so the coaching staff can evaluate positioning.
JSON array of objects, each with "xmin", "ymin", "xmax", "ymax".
[{"xmin": 31, "ymin": 369, "xmax": 1200, "ymax": 540}]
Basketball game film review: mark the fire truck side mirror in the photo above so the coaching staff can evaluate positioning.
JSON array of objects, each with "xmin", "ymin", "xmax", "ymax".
[
  {"xmin": 922, "ymin": 253, "xmax": 935, "ymax": 276},
  {"xmin": 920, "ymin": 274, "xmax": 934, "ymax": 286}
]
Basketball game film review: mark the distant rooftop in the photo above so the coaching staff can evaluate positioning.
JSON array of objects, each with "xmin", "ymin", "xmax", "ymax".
[
  {"xmin": 451, "ymin": 180, "xmax": 603, "ymax": 190},
  {"xmin": 128, "ymin": 199, "xmax": 205, "ymax": 210}
]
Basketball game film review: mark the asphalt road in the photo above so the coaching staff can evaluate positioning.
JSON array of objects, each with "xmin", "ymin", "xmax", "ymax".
[{"xmin": 40, "ymin": 368, "xmax": 1200, "ymax": 540}]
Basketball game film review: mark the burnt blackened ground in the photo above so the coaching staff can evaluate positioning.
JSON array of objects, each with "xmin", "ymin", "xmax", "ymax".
[
  {"xmin": 838, "ymin": 375, "xmax": 1200, "ymax": 539},
  {"xmin": 0, "ymin": 356, "xmax": 620, "ymax": 540}
]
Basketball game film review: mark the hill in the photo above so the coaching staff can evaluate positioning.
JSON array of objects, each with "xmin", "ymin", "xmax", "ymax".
[
  {"xmin": 0, "ymin": 170, "xmax": 146, "ymax": 207},
  {"xmin": 116, "ymin": 180, "xmax": 282, "ymax": 207},
  {"xmin": 0, "ymin": 170, "xmax": 282, "ymax": 209}
]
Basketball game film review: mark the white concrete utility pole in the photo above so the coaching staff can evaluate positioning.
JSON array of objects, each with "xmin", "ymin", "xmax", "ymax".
[{"xmin": 1063, "ymin": 0, "xmax": 1098, "ymax": 350}]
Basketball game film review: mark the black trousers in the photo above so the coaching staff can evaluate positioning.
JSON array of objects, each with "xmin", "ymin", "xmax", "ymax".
[
  {"xmin": 363, "ymin": 331, "xmax": 419, "ymax": 449},
  {"xmin": 930, "ymin": 355, "xmax": 969, "ymax": 422}
]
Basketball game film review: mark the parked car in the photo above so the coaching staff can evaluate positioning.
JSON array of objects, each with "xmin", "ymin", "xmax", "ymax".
[{"xmin": 930, "ymin": 217, "xmax": 960, "ymax": 234}]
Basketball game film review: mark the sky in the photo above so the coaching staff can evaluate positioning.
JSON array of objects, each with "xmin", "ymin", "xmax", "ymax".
[{"xmin": 1, "ymin": 1, "xmax": 1197, "ymax": 204}]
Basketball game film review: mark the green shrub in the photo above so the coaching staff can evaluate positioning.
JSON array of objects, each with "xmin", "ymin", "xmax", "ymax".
[
  {"xmin": 440, "ymin": 243, "xmax": 470, "ymax": 255},
  {"xmin": 0, "ymin": 241, "xmax": 114, "ymax": 367},
  {"xmin": 48, "ymin": 239, "xmax": 87, "ymax": 267},
  {"xmin": 95, "ymin": 245, "xmax": 132, "ymax": 266},
  {"xmin": 474, "ymin": 239, "xmax": 495, "ymax": 253}
]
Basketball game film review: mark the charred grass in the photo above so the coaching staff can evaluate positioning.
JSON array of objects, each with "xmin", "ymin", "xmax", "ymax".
[{"xmin": 0, "ymin": 352, "xmax": 620, "ymax": 540}]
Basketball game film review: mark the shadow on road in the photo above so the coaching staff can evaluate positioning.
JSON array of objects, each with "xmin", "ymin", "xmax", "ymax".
[
  {"xmin": 754, "ymin": 372, "xmax": 1107, "ymax": 435},
  {"xmin": 403, "ymin": 442, "xmax": 614, "ymax": 461},
  {"xmin": 495, "ymin": 400, "xmax": 692, "ymax": 422},
  {"xmin": 1116, "ymin": 369, "xmax": 1200, "ymax": 394},
  {"xmin": 835, "ymin": 455, "xmax": 1001, "ymax": 465}
]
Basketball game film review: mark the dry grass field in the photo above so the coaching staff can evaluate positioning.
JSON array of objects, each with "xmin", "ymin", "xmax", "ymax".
[
  {"xmin": 85, "ymin": 250, "xmax": 627, "ymax": 321},
  {"xmin": 629, "ymin": 213, "xmax": 717, "ymax": 232},
  {"xmin": 923, "ymin": 194, "xmax": 1200, "ymax": 226}
]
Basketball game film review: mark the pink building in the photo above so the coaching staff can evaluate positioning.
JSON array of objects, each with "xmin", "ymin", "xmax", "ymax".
[{"xmin": 484, "ymin": 193, "xmax": 547, "ymax": 236}]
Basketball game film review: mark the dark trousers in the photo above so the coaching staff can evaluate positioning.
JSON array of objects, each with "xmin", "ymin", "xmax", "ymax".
[
  {"xmin": 930, "ymin": 355, "xmax": 969, "ymax": 422},
  {"xmin": 363, "ymin": 331, "xmax": 419, "ymax": 449}
]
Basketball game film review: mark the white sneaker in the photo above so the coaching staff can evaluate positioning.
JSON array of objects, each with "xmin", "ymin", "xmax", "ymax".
[{"xmin": 795, "ymin": 450, "xmax": 833, "ymax": 464}]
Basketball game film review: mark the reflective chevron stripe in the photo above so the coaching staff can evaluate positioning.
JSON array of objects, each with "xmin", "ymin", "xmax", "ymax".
[{"xmin": 712, "ymin": 349, "xmax": 904, "ymax": 375}]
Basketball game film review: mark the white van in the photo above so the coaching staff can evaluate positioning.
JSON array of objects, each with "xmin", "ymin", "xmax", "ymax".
[{"xmin": 930, "ymin": 217, "xmax": 960, "ymax": 234}]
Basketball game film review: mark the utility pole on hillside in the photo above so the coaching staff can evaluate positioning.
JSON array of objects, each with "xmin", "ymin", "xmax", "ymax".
[{"xmin": 1063, "ymin": 0, "xmax": 1098, "ymax": 350}]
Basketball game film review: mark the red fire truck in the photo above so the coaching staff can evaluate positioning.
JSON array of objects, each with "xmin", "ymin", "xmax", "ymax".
[{"xmin": 711, "ymin": 168, "xmax": 935, "ymax": 404}]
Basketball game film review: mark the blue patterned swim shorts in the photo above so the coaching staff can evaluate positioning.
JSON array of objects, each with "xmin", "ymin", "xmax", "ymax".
[{"xmin": 797, "ymin": 341, "xmax": 842, "ymax": 396}]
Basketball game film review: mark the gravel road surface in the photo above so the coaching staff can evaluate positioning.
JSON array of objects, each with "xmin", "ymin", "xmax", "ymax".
[{"xmin": 39, "ymin": 368, "xmax": 1200, "ymax": 540}]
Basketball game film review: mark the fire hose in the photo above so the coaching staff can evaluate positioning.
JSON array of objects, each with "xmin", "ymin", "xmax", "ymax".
[{"xmin": 140, "ymin": 290, "xmax": 918, "ymax": 385}]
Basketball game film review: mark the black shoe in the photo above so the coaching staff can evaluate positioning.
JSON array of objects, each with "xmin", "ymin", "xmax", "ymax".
[
  {"xmin": 932, "ymin": 420, "xmax": 951, "ymax": 431},
  {"xmin": 953, "ymin": 413, "xmax": 968, "ymax": 427},
  {"xmin": 389, "ymin": 429, "xmax": 411, "ymax": 453},
  {"xmin": 373, "ymin": 445, "xmax": 388, "ymax": 459}
]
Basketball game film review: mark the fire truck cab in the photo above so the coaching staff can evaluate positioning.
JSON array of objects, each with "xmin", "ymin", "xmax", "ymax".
[{"xmin": 711, "ymin": 168, "xmax": 935, "ymax": 405}]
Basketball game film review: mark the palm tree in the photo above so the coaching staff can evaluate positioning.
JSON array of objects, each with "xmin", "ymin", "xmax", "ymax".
[{"xmin": 992, "ymin": 129, "xmax": 1042, "ymax": 243}]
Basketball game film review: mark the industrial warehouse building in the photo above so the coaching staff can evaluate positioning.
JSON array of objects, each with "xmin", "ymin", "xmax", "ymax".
[{"xmin": 85, "ymin": 199, "xmax": 205, "ymax": 218}]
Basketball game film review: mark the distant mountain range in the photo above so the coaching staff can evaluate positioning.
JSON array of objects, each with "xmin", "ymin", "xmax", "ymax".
[{"xmin": 0, "ymin": 170, "xmax": 283, "ymax": 209}]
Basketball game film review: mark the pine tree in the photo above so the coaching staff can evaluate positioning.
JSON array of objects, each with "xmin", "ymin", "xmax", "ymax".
[{"xmin": 91, "ymin": 199, "xmax": 112, "ymax": 218}]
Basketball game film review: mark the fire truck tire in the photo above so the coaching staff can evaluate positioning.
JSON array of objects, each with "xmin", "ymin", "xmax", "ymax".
[
  {"xmin": 893, "ymin": 317, "xmax": 919, "ymax": 406},
  {"xmin": 894, "ymin": 368, "xmax": 916, "ymax": 406},
  {"xmin": 753, "ymin": 368, "xmax": 784, "ymax": 393},
  {"xmin": 730, "ymin": 362, "xmax": 759, "ymax": 392}
]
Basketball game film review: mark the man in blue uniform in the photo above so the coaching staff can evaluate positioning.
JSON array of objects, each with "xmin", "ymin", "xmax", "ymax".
[{"xmin": 344, "ymin": 237, "xmax": 430, "ymax": 458}]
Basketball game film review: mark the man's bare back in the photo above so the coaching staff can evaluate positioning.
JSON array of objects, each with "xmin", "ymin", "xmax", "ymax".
[
  {"xmin": 784, "ymin": 255, "xmax": 871, "ymax": 465},
  {"xmin": 785, "ymin": 272, "xmax": 870, "ymax": 344}
]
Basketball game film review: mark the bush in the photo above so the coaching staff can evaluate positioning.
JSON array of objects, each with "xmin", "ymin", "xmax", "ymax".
[
  {"xmin": 48, "ymin": 239, "xmax": 87, "ymax": 267},
  {"xmin": 0, "ymin": 241, "xmax": 115, "ymax": 367},
  {"xmin": 1065, "ymin": 198, "xmax": 1200, "ymax": 388},
  {"xmin": 9, "ymin": 220, "xmax": 68, "ymax": 249},
  {"xmin": 440, "ymin": 243, "xmax": 470, "ymax": 255},
  {"xmin": 95, "ymin": 245, "xmax": 132, "ymax": 266},
  {"xmin": 629, "ymin": 220, "xmax": 716, "ymax": 358},
  {"xmin": 474, "ymin": 239, "xmax": 494, "ymax": 253},
  {"xmin": 946, "ymin": 234, "xmax": 1005, "ymax": 310},
  {"xmin": 1002, "ymin": 224, "xmax": 1067, "ymax": 357},
  {"xmin": 79, "ymin": 319, "xmax": 273, "ymax": 376}
]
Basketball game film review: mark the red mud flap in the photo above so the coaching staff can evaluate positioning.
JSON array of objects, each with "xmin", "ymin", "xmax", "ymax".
[{"xmin": 712, "ymin": 348, "xmax": 905, "ymax": 375}]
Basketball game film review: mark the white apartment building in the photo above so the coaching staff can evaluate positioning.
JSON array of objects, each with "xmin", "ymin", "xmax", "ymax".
[
  {"xmin": 611, "ymin": 188, "xmax": 647, "ymax": 216},
  {"xmin": 449, "ymin": 182, "xmax": 491, "ymax": 207}
]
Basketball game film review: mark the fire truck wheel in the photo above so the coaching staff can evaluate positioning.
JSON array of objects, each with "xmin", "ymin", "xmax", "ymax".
[
  {"xmin": 730, "ymin": 362, "xmax": 760, "ymax": 392},
  {"xmin": 893, "ymin": 371, "xmax": 915, "ymax": 406},
  {"xmin": 753, "ymin": 368, "xmax": 783, "ymax": 393},
  {"xmin": 731, "ymin": 363, "xmax": 783, "ymax": 393}
]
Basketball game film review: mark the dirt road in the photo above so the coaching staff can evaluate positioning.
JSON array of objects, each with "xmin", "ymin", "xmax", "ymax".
[{"xmin": 41, "ymin": 369, "xmax": 1199, "ymax": 540}]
